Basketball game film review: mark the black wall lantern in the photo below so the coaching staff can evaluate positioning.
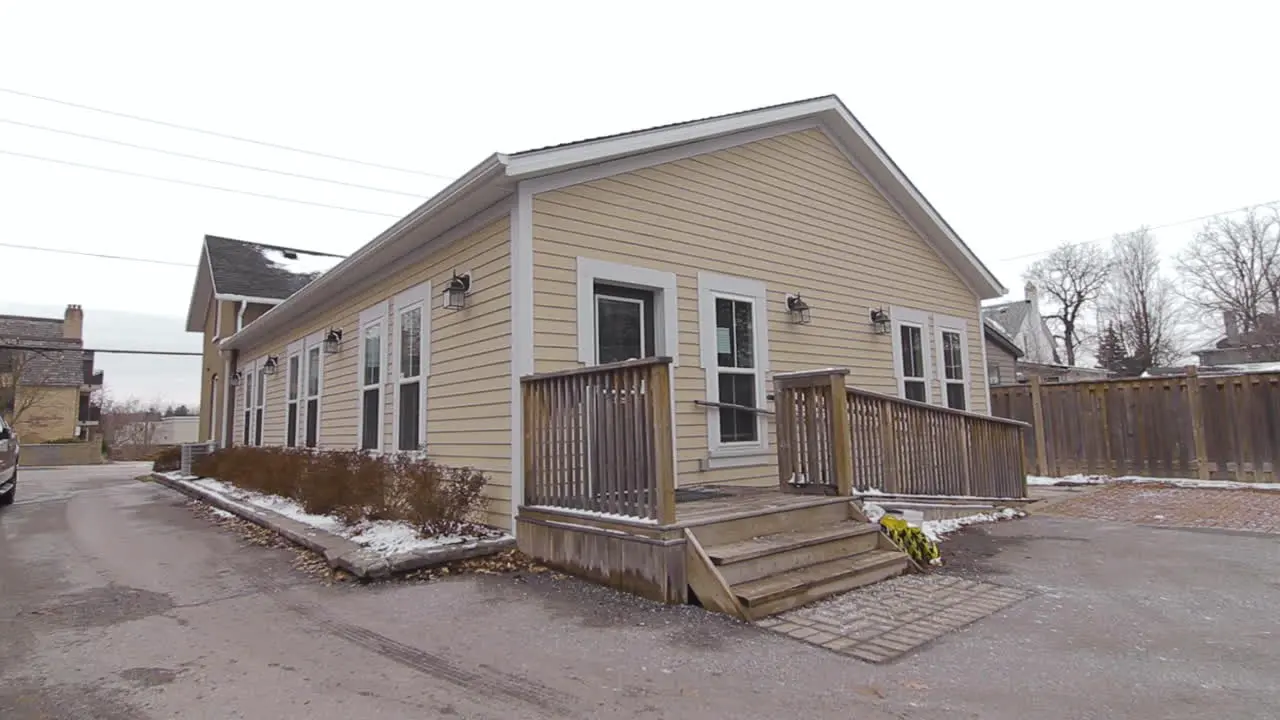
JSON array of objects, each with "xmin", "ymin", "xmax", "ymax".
[
  {"xmin": 263, "ymin": 356, "xmax": 279, "ymax": 375},
  {"xmin": 444, "ymin": 271, "xmax": 471, "ymax": 310},
  {"xmin": 785, "ymin": 293, "xmax": 812, "ymax": 324},
  {"xmin": 229, "ymin": 371, "xmax": 243, "ymax": 387},
  {"xmin": 324, "ymin": 328, "xmax": 343, "ymax": 354},
  {"xmin": 870, "ymin": 307, "xmax": 891, "ymax": 334}
]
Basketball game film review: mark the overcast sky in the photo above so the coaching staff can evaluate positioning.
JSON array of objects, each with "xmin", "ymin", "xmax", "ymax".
[{"xmin": 3, "ymin": 2, "xmax": 1277, "ymax": 405}]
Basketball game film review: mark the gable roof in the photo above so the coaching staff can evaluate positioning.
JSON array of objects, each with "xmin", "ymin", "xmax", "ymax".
[
  {"xmin": 983, "ymin": 318, "xmax": 1023, "ymax": 358},
  {"xmin": 982, "ymin": 301, "xmax": 1031, "ymax": 338},
  {"xmin": 0, "ymin": 314, "xmax": 85, "ymax": 387},
  {"xmin": 225, "ymin": 95, "xmax": 1007, "ymax": 350},
  {"xmin": 185, "ymin": 236, "xmax": 345, "ymax": 332}
]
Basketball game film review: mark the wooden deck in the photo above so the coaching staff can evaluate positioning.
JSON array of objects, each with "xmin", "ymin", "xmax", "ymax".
[{"xmin": 672, "ymin": 486, "xmax": 849, "ymax": 526}]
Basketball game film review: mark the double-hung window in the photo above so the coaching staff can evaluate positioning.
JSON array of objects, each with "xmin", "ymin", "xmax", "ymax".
[
  {"xmin": 358, "ymin": 302, "xmax": 388, "ymax": 451},
  {"xmin": 698, "ymin": 272, "xmax": 770, "ymax": 458},
  {"xmin": 285, "ymin": 340, "xmax": 302, "ymax": 447},
  {"xmin": 393, "ymin": 282, "xmax": 430, "ymax": 453},
  {"xmin": 891, "ymin": 307, "xmax": 930, "ymax": 403},
  {"xmin": 303, "ymin": 334, "xmax": 323, "ymax": 448},
  {"xmin": 935, "ymin": 316, "xmax": 970, "ymax": 411},
  {"xmin": 242, "ymin": 364, "xmax": 252, "ymax": 446},
  {"xmin": 253, "ymin": 367, "xmax": 265, "ymax": 446}
]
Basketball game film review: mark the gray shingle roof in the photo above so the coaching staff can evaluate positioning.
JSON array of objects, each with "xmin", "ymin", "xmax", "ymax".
[
  {"xmin": 981, "ymin": 301, "xmax": 1031, "ymax": 337},
  {"xmin": 204, "ymin": 235, "xmax": 345, "ymax": 301},
  {"xmin": 0, "ymin": 315, "xmax": 85, "ymax": 387},
  {"xmin": 983, "ymin": 318, "xmax": 1023, "ymax": 358}
]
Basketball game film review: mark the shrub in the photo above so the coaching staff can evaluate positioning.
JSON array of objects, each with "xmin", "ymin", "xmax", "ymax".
[
  {"xmin": 393, "ymin": 455, "xmax": 487, "ymax": 536},
  {"xmin": 880, "ymin": 515, "xmax": 940, "ymax": 566},
  {"xmin": 152, "ymin": 446, "xmax": 182, "ymax": 473}
]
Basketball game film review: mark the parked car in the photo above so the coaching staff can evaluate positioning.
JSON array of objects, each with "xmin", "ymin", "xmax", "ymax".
[{"xmin": 0, "ymin": 415, "xmax": 17, "ymax": 506}]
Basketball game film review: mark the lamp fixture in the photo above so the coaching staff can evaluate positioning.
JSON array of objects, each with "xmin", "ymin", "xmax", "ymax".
[
  {"xmin": 444, "ymin": 271, "xmax": 471, "ymax": 310},
  {"xmin": 263, "ymin": 356, "xmax": 279, "ymax": 375},
  {"xmin": 870, "ymin": 307, "xmax": 891, "ymax": 334},
  {"xmin": 324, "ymin": 328, "xmax": 343, "ymax": 354},
  {"xmin": 229, "ymin": 371, "xmax": 243, "ymax": 387},
  {"xmin": 785, "ymin": 293, "xmax": 812, "ymax": 324}
]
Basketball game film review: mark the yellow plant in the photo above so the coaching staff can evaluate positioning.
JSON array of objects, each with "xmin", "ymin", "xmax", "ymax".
[{"xmin": 880, "ymin": 515, "xmax": 940, "ymax": 565}]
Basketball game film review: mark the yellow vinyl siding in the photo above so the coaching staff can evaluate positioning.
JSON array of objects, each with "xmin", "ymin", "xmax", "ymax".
[
  {"xmin": 232, "ymin": 217, "xmax": 514, "ymax": 527},
  {"xmin": 531, "ymin": 128, "xmax": 986, "ymax": 487}
]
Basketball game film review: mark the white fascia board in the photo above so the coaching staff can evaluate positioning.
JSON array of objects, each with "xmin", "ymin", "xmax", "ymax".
[{"xmin": 214, "ymin": 294, "xmax": 285, "ymax": 305}]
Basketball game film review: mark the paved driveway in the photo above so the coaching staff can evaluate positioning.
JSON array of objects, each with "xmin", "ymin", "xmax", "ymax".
[{"xmin": 2, "ymin": 465, "xmax": 1276, "ymax": 719}]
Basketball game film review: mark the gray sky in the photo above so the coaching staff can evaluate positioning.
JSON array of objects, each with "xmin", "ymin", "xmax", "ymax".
[{"xmin": 3, "ymin": 2, "xmax": 1277, "ymax": 404}]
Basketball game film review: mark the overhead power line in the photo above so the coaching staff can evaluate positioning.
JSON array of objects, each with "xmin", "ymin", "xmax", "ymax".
[
  {"xmin": 0, "ymin": 118, "xmax": 426, "ymax": 198},
  {"xmin": 0, "ymin": 344, "xmax": 201, "ymax": 356},
  {"xmin": 998, "ymin": 199, "xmax": 1280, "ymax": 262},
  {"xmin": 0, "ymin": 86, "xmax": 456, "ymax": 180},
  {"xmin": 0, "ymin": 242, "xmax": 196, "ymax": 267},
  {"xmin": 1, "ymin": 149, "xmax": 402, "ymax": 218}
]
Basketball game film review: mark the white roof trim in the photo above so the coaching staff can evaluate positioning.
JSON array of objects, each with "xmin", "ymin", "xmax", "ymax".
[{"xmin": 214, "ymin": 293, "xmax": 285, "ymax": 306}]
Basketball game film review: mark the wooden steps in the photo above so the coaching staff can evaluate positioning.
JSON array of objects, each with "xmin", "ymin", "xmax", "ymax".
[{"xmin": 685, "ymin": 500, "xmax": 910, "ymax": 621}]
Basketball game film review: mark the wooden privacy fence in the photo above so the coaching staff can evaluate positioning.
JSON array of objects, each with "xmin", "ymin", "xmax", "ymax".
[
  {"xmin": 521, "ymin": 357, "xmax": 676, "ymax": 523},
  {"xmin": 991, "ymin": 369, "xmax": 1280, "ymax": 482},
  {"xmin": 775, "ymin": 369, "xmax": 1029, "ymax": 498}
]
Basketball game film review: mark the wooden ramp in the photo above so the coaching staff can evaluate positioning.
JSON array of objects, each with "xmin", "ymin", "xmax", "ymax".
[{"xmin": 681, "ymin": 494, "xmax": 910, "ymax": 621}]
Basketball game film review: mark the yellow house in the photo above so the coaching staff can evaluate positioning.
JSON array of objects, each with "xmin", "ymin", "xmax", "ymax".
[
  {"xmin": 201, "ymin": 95, "xmax": 1008, "ymax": 532},
  {"xmin": 0, "ymin": 305, "xmax": 103, "ymax": 444}
]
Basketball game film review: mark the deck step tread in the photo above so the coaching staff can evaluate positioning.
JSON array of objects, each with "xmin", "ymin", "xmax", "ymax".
[
  {"xmin": 733, "ymin": 550, "xmax": 908, "ymax": 607},
  {"xmin": 705, "ymin": 522, "xmax": 880, "ymax": 566}
]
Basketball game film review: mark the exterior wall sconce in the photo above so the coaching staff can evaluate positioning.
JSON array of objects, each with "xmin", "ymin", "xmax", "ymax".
[
  {"xmin": 229, "ymin": 371, "xmax": 242, "ymax": 387},
  {"xmin": 263, "ymin": 356, "xmax": 279, "ymax": 375},
  {"xmin": 444, "ymin": 271, "xmax": 471, "ymax": 310},
  {"xmin": 785, "ymin": 293, "xmax": 812, "ymax": 324},
  {"xmin": 324, "ymin": 328, "xmax": 343, "ymax": 354},
  {"xmin": 870, "ymin": 307, "xmax": 891, "ymax": 334}
]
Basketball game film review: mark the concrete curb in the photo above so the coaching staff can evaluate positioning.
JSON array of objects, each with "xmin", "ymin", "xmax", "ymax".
[{"xmin": 148, "ymin": 473, "xmax": 514, "ymax": 579}]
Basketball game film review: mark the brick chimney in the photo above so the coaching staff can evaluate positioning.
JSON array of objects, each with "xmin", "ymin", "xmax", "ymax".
[
  {"xmin": 1024, "ymin": 281, "xmax": 1039, "ymax": 311},
  {"xmin": 1223, "ymin": 310, "xmax": 1239, "ymax": 344},
  {"xmin": 63, "ymin": 304, "xmax": 83, "ymax": 340}
]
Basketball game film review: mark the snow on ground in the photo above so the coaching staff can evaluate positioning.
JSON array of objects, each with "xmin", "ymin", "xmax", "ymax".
[
  {"xmin": 1028, "ymin": 474, "xmax": 1280, "ymax": 492},
  {"xmin": 920, "ymin": 508, "xmax": 1023, "ymax": 543},
  {"xmin": 186, "ymin": 478, "xmax": 507, "ymax": 557}
]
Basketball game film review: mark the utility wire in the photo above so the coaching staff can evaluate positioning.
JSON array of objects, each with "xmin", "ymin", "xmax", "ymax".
[
  {"xmin": 0, "ymin": 242, "xmax": 196, "ymax": 267},
  {"xmin": 0, "ymin": 343, "xmax": 201, "ymax": 356},
  {"xmin": 0, "ymin": 117, "xmax": 426, "ymax": 198},
  {"xmin": 0, "ymin": 149, "xmax": 402, "ymax": 218},
  {"xmin": 998, "ymin": 199, "xmax": 1280, "ymax": 262},
  {"xmin": 0, "ymin": 86, "xmax": 456, "ymax": 179}
]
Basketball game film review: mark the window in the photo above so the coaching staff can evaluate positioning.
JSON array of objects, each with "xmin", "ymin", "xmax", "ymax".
[
  {"xmin": 988, "ymin": 364, "xmax": 1001, "ymax": 387},
  {"xmin": 358, "ymin": 302, "xmax": 387, "ymax": 451},
  {"xmin": 575, "ymin": 257, "xmax": 678, "ymax": 366},
  {"xmin": 393, "ymin": 282, "xmax": 430, "ymax": 453},
  {"xmin": 241, "ymin": 364, "xmax": 252, "ymax": 446},
  {"xmin": 698, "ymin": 272, "xmax": 770, "ymax": 457},
  {"xmin": 209, "ymin": 374, "xmax": 219, "ymax": 442},
  {"xmin": 891, "ymin": 307, "xmax": 930, "ymax": 404},
  {"xmin": 285, "ymin": 352, "xmax": 300, "ymax": 447},
  {"xmin": 594, "ymin": 283, "xmax": 655, "ymax": 364},
  {"xmin": 304, "ymin": 342, "xmax": 322, "ymax": 448},
  {"xmin": 254, "ymin": 368, "xmax": 265, "ymax": 446},
  {"xmin": 935, "ymin": 316, "xmax": 970, "ymax": 411}
]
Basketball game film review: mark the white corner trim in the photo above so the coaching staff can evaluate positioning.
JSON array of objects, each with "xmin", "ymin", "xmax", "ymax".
[
  {"xmin": 391, "ymin": 281, "xmax": 431, "ymax": 453},
  {"xmin": 976, "ymin": 304, "xmax": 992, "ymax": 415},
  {"xmin": 697, "ymin": 271, "xmax": 771, "ymax": 455},
  {"xmin": 219, "ymin": 354, "xmax": 231, "ymax": 447},
  {"xmin": 889, "ymin": 305, "xmax": 932, "ymax": 404},
  {"xmin": 510, "ymin": 193, "xmax": 534, "ymax": 527},
  {"xmin": 575, "ymin": 257, "xmax": 679, "ymax": 366}
]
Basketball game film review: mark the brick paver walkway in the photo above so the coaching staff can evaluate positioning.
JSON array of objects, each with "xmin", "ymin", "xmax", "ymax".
[
  {"xmin": 759, "ymin": 575, "xmax": 1029, "ymax": 663},
  {"xmin": 1039, "ymin": 484, "xmax": 1280, "ymax": 534}
]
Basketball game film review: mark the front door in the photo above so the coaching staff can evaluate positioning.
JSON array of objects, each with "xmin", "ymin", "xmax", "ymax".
[{"xmin": 594, "ymin": 283, "xmax": 656, "ymax": 364}]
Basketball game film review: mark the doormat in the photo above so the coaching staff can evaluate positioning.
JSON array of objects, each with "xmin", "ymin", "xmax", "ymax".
[{"xmin": 674, "ymin": 487, "xmax": 735, "ymax": 503}]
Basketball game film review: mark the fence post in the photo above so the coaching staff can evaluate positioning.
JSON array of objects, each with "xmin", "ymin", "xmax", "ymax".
[
  {"xmin": 1028, "ymin": 375, "xmax": 1049, "ymax": 476},
  {"xmin": 827, "ymin": 372, "xmax": 853, "ymax": 496},
  {"xmin": 1185, "ymin": 366, "xmax": 1209, "ymax": 481},
  {"xmin": 649, "ymin": 362, "xmax": 677, "ymax": 525}
]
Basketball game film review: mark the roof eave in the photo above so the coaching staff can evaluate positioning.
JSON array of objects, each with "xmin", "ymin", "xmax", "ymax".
[{"xmin": 184, "ymin": 242, "xmax": 215, "ymax": 333}]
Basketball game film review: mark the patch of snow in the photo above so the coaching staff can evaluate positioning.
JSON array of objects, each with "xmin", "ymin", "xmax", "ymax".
[
  {"xmin": 858, "ymin": 487, "xmax": 885, "ymax": 496},
  {"xmin": 921, "ymin": 507, "xmax": 1023, "ymax": 543},
  {"xmin": 1028, "ymin": 474, "xmax": 1280, "ymax": 492},
  {"xmin": 210, "ymin": 508, "xmax": 234, "ymax": 519},
  {"xmin": 259, "ymin": 247, "xmax": 344, "ymax": 277},
  {"xmin": 862, "ymin": 502, "xmax": 886, "ymax": 522},
  {"xmin": 525, "ymin": 504, "xmax": 659, "ymax": 525},
  {"xmin": 161, "ymin": 471, "xmax": 198, "ymax": 481}
]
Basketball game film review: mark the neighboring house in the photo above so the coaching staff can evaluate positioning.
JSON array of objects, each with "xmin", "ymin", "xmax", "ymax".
[
  {"xmin": 0, "ymin": 305, "xmax": 104, "ymax": 443},
  {"xmin": 197, "ymin": 95, "xmax": 1009, "ymax": 531},
  {"xmin": 185, "ymin": 236, "xmax": 345, "ymax": 444},
  {"xmin": 983, "ymin": 318, "xmax": 1022, "ymax": 386},
  {"xmin": 981, "ymin": 282, "xmax": 1058, "ymax": 365},
  {"xmin": 118, "ymin": 416, "xmax": 200, "ymax": 446},
  {"xmin": 1193, "ymin": 311, "xmax": 1280, "ymax": 367},
  {"xmin": 1015, "ymin": 361, "xmax": 1110, "ymax": 383}
]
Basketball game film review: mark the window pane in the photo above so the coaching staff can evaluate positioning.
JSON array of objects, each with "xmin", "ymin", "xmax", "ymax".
[
  {"xmin": 943, "ymin": 331, "xmax": 963, "ymax": 380},
  {"xmin": 256, "ymin": 370, "xmax": 266, "ymax": 402},
  {"xmin": 254, "ymin": 409, "xmax": 263, "ymax": 446},
  {"xmin": 400, "ymin": 307, "xmax": 422, "ymax": 379},
  {"xmin": 988, "ymin": 364, "xmax": 1001, "ymax": 386},
  {"xmin": 361, "ymin": 388, "xmax": 379, "ymax": 450},
  {"xmin": 363, "ymin": 326, "xmax": 381, "ymax": 386},
  {"xmin": 718, "ymin": 373, "xmax": 758, "ymax": 443},
  {"xmin": 715, "ymin": 298, "xmax": 754, "ymax": 369},
  {"xmin": 305, "ymin": 399, "xmax": 318, "ymax": 447},
  {"xmin": 288, "ymin": 356, "xmax": 300, "ymax": 399},
  {"xmin": 286, "ymin": 405, "xmax": 298, "ymax": 447},
  {"xmin": 307, "ymin": 348, "xmax": 320, "ymax": 396},
  {"xmin": 715, "ymin": 298, "xmax": 734, "ymax": 367},
  {"xmin": 243, "ymin": 411, "xmax": 250, "ymax": 445},
  {"xmin": 398, "ymin": 381, "xmax": 420, "ymax": 451},
  {"xmin": 900, "ymin": 325, "xmax": 923, "ymax": 379},
  {"xmin": 596, "ymin": 297, "xmax": 643, "ymax": 363},
  {"xmin": 946, "ymin": 383, "xmax": 967, "ymax": 410},
  {"xmin": 905, "ymin": 380, "xmax": 927, "ymax": 403}
]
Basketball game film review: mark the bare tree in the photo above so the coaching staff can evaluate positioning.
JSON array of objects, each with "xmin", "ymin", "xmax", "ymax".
[
  {"xmin": 0, "ymin": 347, "xmax": 61, "ymax": 430},
  {"xmin": 1101, "ymin": 228, "xmax": 1183, "ymax": 371},
  {"xmin": 99, "ymin": 394, "xmax": 161, "ymax": 459},
  {"xmin": 1024, "ymin": 242, "xmax": 1112, "ymax": 365},
  {"xmin": 1176, "ymin": 208, "xmax": 1280, "ymax": 336}
]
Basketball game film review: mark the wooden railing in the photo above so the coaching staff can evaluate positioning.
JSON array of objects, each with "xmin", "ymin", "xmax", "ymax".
[
  {"xmin": 776, "ymin": 369, "xmax": 1029, "ymax": 498},
  {"xmin": 521, "ymin": 358, "xmax": 676, "ymax": 523}
]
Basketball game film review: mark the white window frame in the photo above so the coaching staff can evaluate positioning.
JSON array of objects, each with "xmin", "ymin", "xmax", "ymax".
[
  {"xmin": 698, "ymin": 272, "xmax": 770, "ymax": 462},
  {"xmin": 576, "ymin": 257, "xmax": 678, "ymax": 366},
  {"xmin": 253, "ymin": 361, "xmax": 267, "ymax": 447},
  {"xmin": 357, "ymin": 301, "xmax": 389, "ymax": 451},
  {"xmin": 890, "ymin": 306, "xmax": 932, "ymax": 404},
  {"xmin": 392, "ymin": 282, "xmax": 431, "ymax": 454},
  {"xmin": 209, "ymin": 374, "xmax": 220, "ymax": 442},
  {"xmin": 934, "ymin": 315, "xmax": 971, "ymax": 411},
  {"xmin": 302, "ymin": 330, "xmax": 324, "ymax": 448},
  {"xmin": 284, "ymin": 339, "xmax": 303, "ymax": 447}
]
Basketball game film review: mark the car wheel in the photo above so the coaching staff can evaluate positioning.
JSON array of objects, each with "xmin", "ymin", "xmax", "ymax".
[{"xmin": 0, "ymin": 469, "xmax": 14, "ymax": 506}]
